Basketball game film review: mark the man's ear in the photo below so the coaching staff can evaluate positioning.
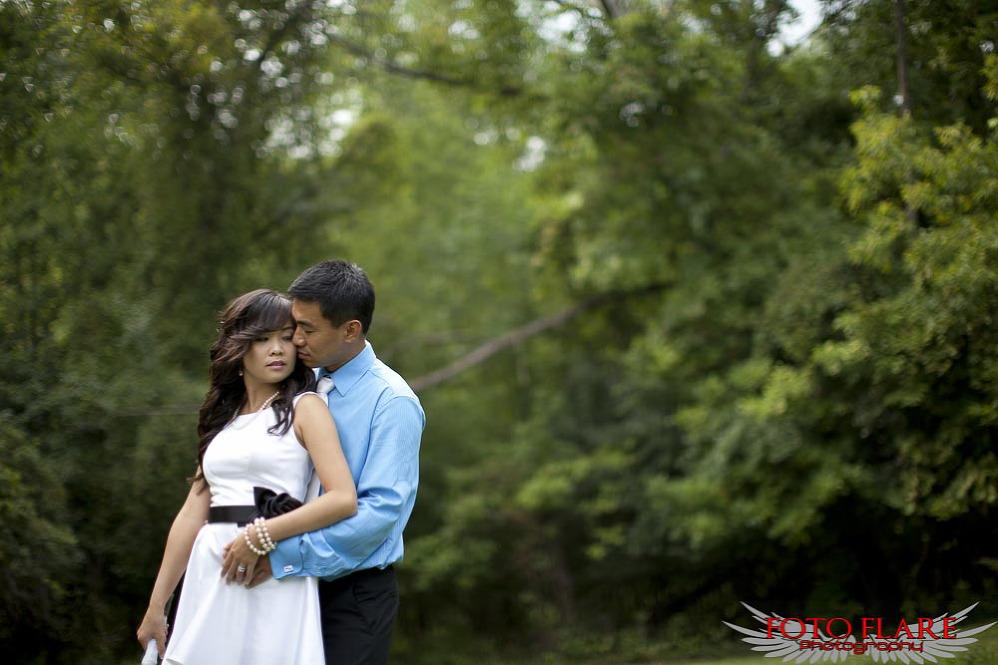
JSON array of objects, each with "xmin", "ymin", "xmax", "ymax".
[{"xmin": 343, "ymin": 320, "xmax": 363, "ymax": 342}]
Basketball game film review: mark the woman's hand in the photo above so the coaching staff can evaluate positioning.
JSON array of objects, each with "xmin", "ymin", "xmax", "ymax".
[
  {"xmin": 221, "ymin": 530, "xmax": 261, "ymax": 586},
  {"xmin": 136, "ymin": 607, "xmax": 168, "ymax": 658}
]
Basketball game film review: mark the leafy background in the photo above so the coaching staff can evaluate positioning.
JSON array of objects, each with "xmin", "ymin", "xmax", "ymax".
[{"xmin": 2, "ymin": 1, "xmax": 996, "ymax": 663}]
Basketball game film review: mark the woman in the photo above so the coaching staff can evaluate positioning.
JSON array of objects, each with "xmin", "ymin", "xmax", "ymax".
[{"xmin": 136, "ymin": 289, "xmax": 357, "ymax": 664}]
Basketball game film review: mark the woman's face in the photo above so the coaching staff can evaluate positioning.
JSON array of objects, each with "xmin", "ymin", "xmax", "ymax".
[{"xmin": 241, "ymin": 324, "xmax": 297, "ymax": 387}]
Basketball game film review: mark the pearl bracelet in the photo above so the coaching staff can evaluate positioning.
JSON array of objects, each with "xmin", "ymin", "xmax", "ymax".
[
  {"xmin": 243, "ymin": 526, "xmax": 268, "ymax": 556},
  {"xmin": 253, "ymin": 517, "xmax": 276, "ymax": 552}
]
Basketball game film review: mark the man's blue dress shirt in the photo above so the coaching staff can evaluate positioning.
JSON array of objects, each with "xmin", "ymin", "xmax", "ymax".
[{"xmin": 271, "ymin": 341, "xmax": 424, "ymax": 581}]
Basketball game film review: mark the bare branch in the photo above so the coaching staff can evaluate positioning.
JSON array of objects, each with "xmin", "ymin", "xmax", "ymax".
[
  {"xmin": 547, "ymin": 0, "xmax": 605, "ymax": 19},
  {"xmin": 117, "ymin": 406, "xmax": 200, "ymax": 417},
  {"xmin": 893, "ymin": 0, "xmax": 911, "ymax": 116},
  {"xmin": 326, "ymin": 33, "xmax": 522, "ymax": 96},
  {"xmin": 893, "ymin": 0, "xmax": 920, "ymax": 225},
  {"xmin": 600, "ymin": 0, "xmax": 622, "ymax": 19},
  {"xmin": 253, "ymin": 2, "xmax": 316, "ymax": 77},
  {"xmin": 326, "ymin": 33, "xmax": 464, "ymax": 85},
  {"xmin": 409, "ymin": 283, "xmax": 667, "ymax": 393}
]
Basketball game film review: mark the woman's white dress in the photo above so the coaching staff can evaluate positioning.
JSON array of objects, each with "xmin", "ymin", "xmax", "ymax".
[{"xmin": 164, "ymin": 394, "xmax": 324, "ymax": 665}]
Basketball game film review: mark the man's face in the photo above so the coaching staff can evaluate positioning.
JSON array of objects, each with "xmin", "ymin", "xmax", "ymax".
[{"xmin": 291, "ymin": 299, "xmax": 353, "ymax": 372}]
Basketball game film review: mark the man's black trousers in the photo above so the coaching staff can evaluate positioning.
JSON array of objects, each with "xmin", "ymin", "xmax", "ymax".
[{"xmin": 319, "ymin": 566, "xmax": 398, "ymax": 665}]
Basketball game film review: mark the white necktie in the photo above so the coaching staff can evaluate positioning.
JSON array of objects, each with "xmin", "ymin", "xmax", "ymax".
[{"xmin": 316, "ymin": 376, "xmax": 334, "ymax": 399}]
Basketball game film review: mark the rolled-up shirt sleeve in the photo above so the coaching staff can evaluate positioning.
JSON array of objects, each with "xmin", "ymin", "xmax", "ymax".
[{"xmin": 271, "ymin": 395, "xmax": 423, "ymax": 580}]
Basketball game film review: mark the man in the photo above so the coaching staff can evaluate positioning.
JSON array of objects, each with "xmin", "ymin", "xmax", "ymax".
[{"xmin": 251, "ymin": 260, "xmax": 424, "ymax": 665}]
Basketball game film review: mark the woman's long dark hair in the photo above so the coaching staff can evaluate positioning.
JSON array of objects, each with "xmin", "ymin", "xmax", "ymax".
[{"xmin": 193, "ymin": 289, "xmax": 316, "ymax": 488}]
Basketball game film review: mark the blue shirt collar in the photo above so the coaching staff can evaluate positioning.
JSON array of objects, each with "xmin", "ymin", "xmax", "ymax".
[{"xmin": 318, "ymin": 341, "xmax": 375, "ymax": 396}]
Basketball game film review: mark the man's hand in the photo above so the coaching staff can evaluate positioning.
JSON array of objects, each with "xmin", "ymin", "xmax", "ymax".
[{"xmin": 247, "ymin": 555, "xmax": 274, "ymax": 588}]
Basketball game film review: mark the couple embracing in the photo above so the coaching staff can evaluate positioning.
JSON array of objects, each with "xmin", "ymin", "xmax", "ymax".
[{"xmin": 137, "ymin": 260, "xmax": 425, "ymax": 665}]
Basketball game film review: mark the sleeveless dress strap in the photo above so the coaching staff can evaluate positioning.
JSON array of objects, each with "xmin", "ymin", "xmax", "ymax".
[
  {"xmin": 292, "ymin": 391, "xmax": 324, "ymax": 502},
  {"xmin": 292, "ymin": 391, "xmax": 321, "ymax": 407}
]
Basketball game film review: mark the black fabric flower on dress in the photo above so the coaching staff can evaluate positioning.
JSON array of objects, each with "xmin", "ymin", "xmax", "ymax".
[{"xmin": 253, "ymin": 486, "xmax": 303, "ymax": 518}]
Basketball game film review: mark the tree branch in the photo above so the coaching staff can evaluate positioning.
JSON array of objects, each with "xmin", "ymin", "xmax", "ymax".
[
  {"xmin": 252, "ymin": 2, "xmax": 316, "ymax": 77},
  {"xmin": 600, "ymin": 0, "xmax": 622, "ymax": 19},
  {"xmin": 893, "ymin": 0, "xmax": 911, "ymax": 116},
  {"xmin": 326, "ymin": 33, "xmax": 522, "ymax": 96},
  {"xmin": 409, "ymin": 283, "xmax": 667, "ymax": 393},
  {"xmin": 547, "ymin": 0, "xmax": 605, "ymax": 19},
  {"xmin": 893, "ymin": 0, "xmax": 920, "ymax": 225}
]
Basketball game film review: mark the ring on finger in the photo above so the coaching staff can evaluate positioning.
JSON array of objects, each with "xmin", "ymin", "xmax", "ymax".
[{"xmin": 237, "ymin": 565, "xmax": 247, "ymax": 573}]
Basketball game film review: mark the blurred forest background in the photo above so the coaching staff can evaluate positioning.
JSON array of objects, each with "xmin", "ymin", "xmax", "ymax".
[{"xmin": 2, "ymin": 0, "xmax": 997, "ymax": 663}]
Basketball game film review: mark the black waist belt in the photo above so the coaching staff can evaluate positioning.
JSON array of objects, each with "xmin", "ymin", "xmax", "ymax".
[
  {"xmin": 208, "ymin": 505, "xmax": 257, "ymax": 526},
  {"xmin": 208, "ymin": 488, "xmax": 304, "ymax": 526}
]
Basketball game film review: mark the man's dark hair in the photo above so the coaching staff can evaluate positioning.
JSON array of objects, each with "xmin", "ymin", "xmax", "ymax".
[{"xmin": 289, "ymin": 260, "xmax": 375, "ymax": 333}]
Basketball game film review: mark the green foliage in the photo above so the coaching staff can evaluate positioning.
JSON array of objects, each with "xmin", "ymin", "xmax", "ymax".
[
  {"xmin": 0, "ymin": 422, "xmax": 79, "ymax": 660},
  {"xmin": 3, "ymin": 0, "xmax": 997, "ymax": 662},
  {"xmin": 835, "ymin": 98, "xmax": 998, "ymax": 521}
]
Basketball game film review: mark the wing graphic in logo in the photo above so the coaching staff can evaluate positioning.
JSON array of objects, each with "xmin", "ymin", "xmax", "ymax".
[
  {"xmin": 723, "ymin": 602, "xmax": 849, "ymax": 662},
  {"xmin": 724, "ymin": 602, "xmax": 996, "ymax": 662},
  {"xmin": 863, "ymin": 603, "xmax": 995, "ymax": 664}
]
